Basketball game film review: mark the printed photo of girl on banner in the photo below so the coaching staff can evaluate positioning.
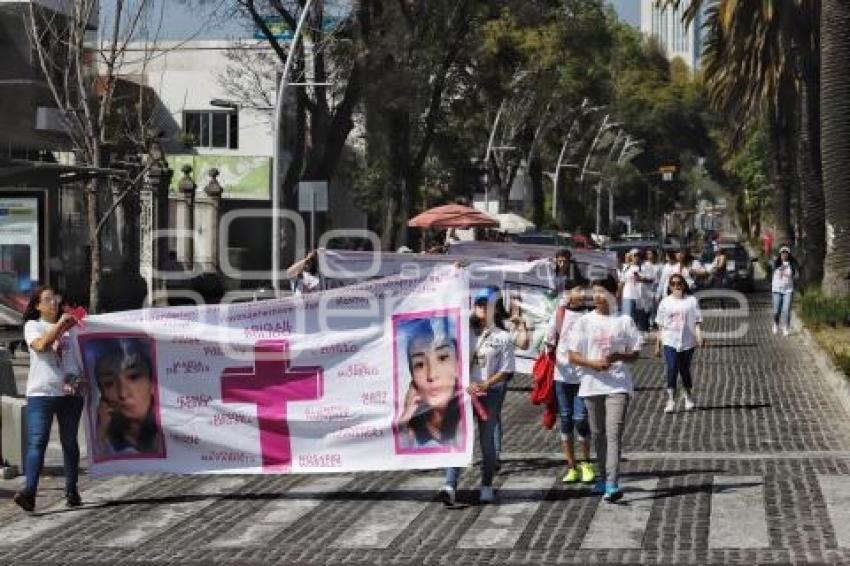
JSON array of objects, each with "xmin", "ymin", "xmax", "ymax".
[
  {"xmin": 393, "ymin": 310, "xmax": 467, "ymax": 454},
  {"xmin": 80, "ymin": 335, "xmax": 165, "ymax": 462}
]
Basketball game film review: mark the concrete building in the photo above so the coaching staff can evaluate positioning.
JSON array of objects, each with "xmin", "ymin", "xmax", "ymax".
[
  {"xmin": 116, "ymin": 38, "xmax": 367, "ymax": 277},
  {"xmin": 640, "ymin": 0, "xmax": 703, "ymax": 70}
]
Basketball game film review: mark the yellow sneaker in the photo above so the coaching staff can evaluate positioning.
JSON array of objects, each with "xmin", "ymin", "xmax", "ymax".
[
  {"xmin": 562, "ymin": 467, "xmax": 580, "ymax": 483},
  {"xmin": 579, "ymin": 461, "xmax": 596, "ymax": 484}
]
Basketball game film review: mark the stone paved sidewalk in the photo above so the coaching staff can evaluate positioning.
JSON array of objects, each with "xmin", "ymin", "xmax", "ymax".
[{"xmin": 1, "ymin": 291, "xmax": 849, "ymax": 564}]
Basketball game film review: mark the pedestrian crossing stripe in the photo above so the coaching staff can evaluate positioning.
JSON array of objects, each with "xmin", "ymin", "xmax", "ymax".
[{"xmin": 3, "ymin": 474, "xmax": 850, "ymax": 550}]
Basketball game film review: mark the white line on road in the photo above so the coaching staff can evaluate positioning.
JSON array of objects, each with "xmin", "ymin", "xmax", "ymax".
[
  {"xmin": 332, "ymin": 475, "xmax": 444, "ymax": 549},
  {"xmin": 581, "ymin": 478, "xmax": 657, "ymax": 549},
  {"xmin": 0, "ymin": 475, "xmax": 153, "ymax": 546},
  {"xmin": 456, "ymin": 475, "xmax": 552, "ymax": 550},
  {"xmin": 818, "ymin": 475, "xmax": 850, "ymax": 548},
  {"xmin": 98, "ymin": 476, "xmax": 249, "ymax": 548},
  {"xmin": 708, "ymin": 475, "xmax": 769, "ymax": 549},
  {"xmin": 210, "ymin": 475, "xmax": 352, "ymax": 548}
]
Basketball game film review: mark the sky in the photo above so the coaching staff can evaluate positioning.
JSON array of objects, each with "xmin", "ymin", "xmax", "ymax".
[{"xmin": 101, "ymin": 0, "xmax": 641, "ymax": 42}]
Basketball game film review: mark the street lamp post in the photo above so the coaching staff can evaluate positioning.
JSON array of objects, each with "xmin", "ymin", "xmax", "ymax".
[
  {"xmin": 270, "ymin": 0, "xmax": 316, "ymax": 293},
  {"xmin": 552, "ymin": 99, "xmax": 602, "ymax": 220}
]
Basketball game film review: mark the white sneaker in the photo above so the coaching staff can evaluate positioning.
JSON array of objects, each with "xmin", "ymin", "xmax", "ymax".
[
  {"xmin": 479, "ymin": 486, "xmax": 495, "ymax": 504},
  {"xmin": 664, "ymin": 399, "xmax": 676, "ymax": 413},
  {"xmin": 438, "ymin": 485, "xmax": 456, "ymax": 506},
  {"xmin": 783, "ymin": 327, "xmax": 790, "ymax": 337},
  {"xmin": 772, "ymin": 323, "xmax": 778, "ymax": 335},
  {"xmin": 684, "ymin": 397, "xmax": 695, "ymax": 411}
]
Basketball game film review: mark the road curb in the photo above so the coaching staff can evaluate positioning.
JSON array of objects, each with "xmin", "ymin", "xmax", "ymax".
[{"xmin": 792, "ymin": 312, "xmax": 850, "ymax": 418}]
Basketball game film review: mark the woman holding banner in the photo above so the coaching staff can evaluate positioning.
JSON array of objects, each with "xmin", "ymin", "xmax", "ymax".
[
  {"xmin": 439, "ymin": 286, "xmax": 514, "ymax": 506},
  {"xmin": 14, "ymin": 287, "xmax": 83, "ymax": 512},
  {"xmin": 569, "ymin": 275, "xmax": 642, "ymax": 503}
]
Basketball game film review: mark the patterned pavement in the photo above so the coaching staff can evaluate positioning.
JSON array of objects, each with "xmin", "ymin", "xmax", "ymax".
[{"xmin": 1, "ymin": 291, "xmax": 850, "ymax": 564}]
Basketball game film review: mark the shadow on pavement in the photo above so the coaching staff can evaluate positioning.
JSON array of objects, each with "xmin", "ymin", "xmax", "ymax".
[{"xmin": 693, "ymin": 402, "xmax": 771, "ymax": 411}]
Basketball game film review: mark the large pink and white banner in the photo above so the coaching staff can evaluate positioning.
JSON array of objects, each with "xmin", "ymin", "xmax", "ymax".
[{"xmin": 73, "ymin": 267, "xmax": 473, "ymax": 476}]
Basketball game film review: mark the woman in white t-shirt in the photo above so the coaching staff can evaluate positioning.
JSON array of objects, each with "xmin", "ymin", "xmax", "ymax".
[
  {"xmin": 771, "ymin": 246, "xmax": 798, "ymax": 336},
  {"xmin": 655, "ymin": 274, "xmax": 704, "ymax": 413},
  {"xmin": 568, "ymin": 275, "xmax": 642, "ymax": 503},
  {"xmin": 13, "ymin": 286, "xmax": 83, "ymax": 513},
  {"xmin": 439, "ymin": 286, "xmax": 514, "ymax": 506},
  {"xmin": 619, "ymin": 249, "xmax": 653, "ymax": 330},
  {"xmin": 546, "ymin": 284, "xmax": 595, "ymax": 485},
  {"xmin": 286, "ymin": 249, "xmax": 322, "ymax": 296}
]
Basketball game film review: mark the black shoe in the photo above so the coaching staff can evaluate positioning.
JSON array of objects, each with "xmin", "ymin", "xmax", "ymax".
[
  {"xmin": 65, "ymin": 490, "xmax": 82, "ymax": 508},
  {"xmin": 13, "ymin": 491, "xmax": 35, "ymax": 512}
]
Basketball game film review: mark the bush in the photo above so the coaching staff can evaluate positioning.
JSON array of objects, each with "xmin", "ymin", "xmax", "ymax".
[{"xmin": 798, "ymin": 289, "xmax": 850, "ymax": 328}]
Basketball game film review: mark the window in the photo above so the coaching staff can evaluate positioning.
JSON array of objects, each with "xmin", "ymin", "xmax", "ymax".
[{"xmin": 183, "ymin": 111, "xmax": 239, "ymax": 149}]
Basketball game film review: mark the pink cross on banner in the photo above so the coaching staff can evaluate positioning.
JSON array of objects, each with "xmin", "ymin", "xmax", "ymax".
[{"xmin": 221, "ymin": 340, "xmax": 323, "ymax": 471}]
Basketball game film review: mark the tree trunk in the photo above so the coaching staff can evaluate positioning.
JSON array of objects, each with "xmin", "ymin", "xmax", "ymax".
[
  {"xmin": 769, "ymin": 109, "xmax": 795, "ymax": 247},
  {"xmin": 87, "ymin": 178, "xmax": 101, "ymax": 313},
  {"xmin": 798, "ymin": 70, "xmax": 826, "ymax": 286},
  {"xmin": 821, "ymin": 0, "xmax": 850, "ymax": 296}
]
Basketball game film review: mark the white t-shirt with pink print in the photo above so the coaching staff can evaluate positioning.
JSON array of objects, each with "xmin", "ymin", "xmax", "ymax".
[{"xmin": 567, "ymin": 311, "xmax": 643, "ymax": 397}]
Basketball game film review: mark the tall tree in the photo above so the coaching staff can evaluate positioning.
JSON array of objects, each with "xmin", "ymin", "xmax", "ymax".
[
  {"xmin": 820, "ymin": 0, "xmax": 850, "ymax": 296},
  {"xmin": 28, "ymin": 0, "xmax": 162, "ymax": 311}
]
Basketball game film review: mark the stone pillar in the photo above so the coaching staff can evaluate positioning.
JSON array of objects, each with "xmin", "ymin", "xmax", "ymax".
[
  {"xmin": 140, "ymin": 163, "xmax": 174, "ymax": 303},
  {"xmin": 178, "ymin": 164, "xmax": 197, "ymax": 271},
  {"xmin": 203, "ymin": 168, "xmax": 223, "ymax": 273}
]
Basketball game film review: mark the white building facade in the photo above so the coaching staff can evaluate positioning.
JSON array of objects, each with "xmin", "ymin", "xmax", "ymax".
[{"xmin": 640, "ymin": 0, "xmax": 703, "ymax": 70}]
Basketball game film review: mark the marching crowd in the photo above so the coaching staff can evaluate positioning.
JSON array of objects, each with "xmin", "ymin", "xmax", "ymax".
[{"xmin": 11, "ymin": 244, "xmax": 798, "ymax": 512}]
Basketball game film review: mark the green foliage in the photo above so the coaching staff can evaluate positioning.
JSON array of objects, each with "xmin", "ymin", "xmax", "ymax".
[{"xmin": 799, "ymin": 289, "xmax": 850, "ymax": 328}]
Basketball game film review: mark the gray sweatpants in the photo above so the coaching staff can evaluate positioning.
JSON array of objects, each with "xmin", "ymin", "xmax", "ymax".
[{"xmin": 584, "ymin": 393, "xmax": 630, "ymax": 486}]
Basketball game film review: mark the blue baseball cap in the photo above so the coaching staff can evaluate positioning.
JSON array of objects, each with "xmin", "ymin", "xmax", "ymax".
[{"xmin": 474, "ymin": 286, "xmax": 500, "ymax": 304}]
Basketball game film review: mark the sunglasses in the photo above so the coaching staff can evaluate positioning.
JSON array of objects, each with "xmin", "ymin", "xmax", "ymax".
[{"xmin": 670, "ymin": 281, "xmax": 685, "ymax": 288}]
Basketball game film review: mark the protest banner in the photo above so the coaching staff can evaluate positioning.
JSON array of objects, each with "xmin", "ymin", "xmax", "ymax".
[
  {"xmin": 446, "ymin": 240, "xmax": 618, "ymax": 277},
  {"xmin": 319, "ymin": 250, "xmax": 555, "ymax": 373},
  {"xmin": 73, "ymin": 266, "xmax": 473, "ymax": 476}
]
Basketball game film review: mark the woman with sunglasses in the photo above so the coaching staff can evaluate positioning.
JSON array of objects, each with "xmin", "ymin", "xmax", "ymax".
[
  {"xmin": 13, "ymin": 286, "xmax": 83, "ymax": 512},
  {"xmin": 654, "ymin": 274, "xmax": 704, "ymax": 413}
]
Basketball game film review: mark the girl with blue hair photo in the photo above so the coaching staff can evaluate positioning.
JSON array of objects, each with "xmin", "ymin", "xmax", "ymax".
[{"xmin": 395, "ymin": 315, "xmax": 463, "ymax": 451}]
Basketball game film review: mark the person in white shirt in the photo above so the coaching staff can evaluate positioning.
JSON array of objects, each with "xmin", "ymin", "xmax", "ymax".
[
  {"xmin": 546, "ymin": 285, "xmax": 595, "ymax": 484},
  {"xmin": 619, "ymin": 249, "xmax": 652, "ymax": 329},
  {"xmin": 286, "ymin": 249, "xmax": 322, "ymax": 296},
  {"xmin": 440, "ymin": 286, "xmax": 514, "ymax": 506},
  {"xmin": 655, "ymin": 274, "xmax": 705, "ymax": 413},
  {"xmin": 644, "ymin": 249, "xmax": 663, "ymax": 330},
  {"xmin": 14, "ymin": 286, "xmax": 83, "ymax": 513},
  {"xmin": 568, "ymin": 275, "xmax": 642, "ymax": 503},
  {"xmin": 656, "ymin": 250, "xmax": 678, "ymax": 304},
  {"xmin": 771, "ymin": 246, "xmax": 798, "ymax": 336}
]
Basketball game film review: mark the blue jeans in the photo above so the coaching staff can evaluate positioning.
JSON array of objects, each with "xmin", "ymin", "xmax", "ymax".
[
  {"xmin": 663, "ymin": 346, "xmax": 695, "ymax": 391},
  {"xmin": 24, "ymin": 395, "xmax": 84, "ymax": 496},
  {"xmin": 773, "ymin": 292, "xmax": 793, "ymax": 328},
  {"xmin": 493, "ymin": 375, "xmax": 511, "ymax": 459},
  {"xmin": 622, "ymin": 298, "xmax": 647, "ymax": 330},
  {"xmin": 445, "ymin": 381, "xmax": 505, "ymax": 489},
  {"xmin": 554, "ymin": 382, "xmax": 589, "ymax": 440}
]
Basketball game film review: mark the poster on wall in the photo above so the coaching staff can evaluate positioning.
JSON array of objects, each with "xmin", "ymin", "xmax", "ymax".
[
  {"xmin": 74, "ymin": 266, "xmax": 473, "ymax": 476},
  {"xmin": 0, "ymin": 197, "xmax": 40, "ymax": 312}
]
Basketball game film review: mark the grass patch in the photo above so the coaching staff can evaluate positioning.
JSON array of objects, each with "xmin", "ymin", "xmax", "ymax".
[
  {"xmin": 810, "ymin": 326, "xmax": 850, "ymax": 377},
  {"xmin": 798, "ymin": 289, "xmax": 850, "ymax": 328},
  {"xmin": 798, "ymin": 289, "xmax": 850, "ymax": 379}
]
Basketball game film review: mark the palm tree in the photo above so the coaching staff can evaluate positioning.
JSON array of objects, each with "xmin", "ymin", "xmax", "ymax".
[
  {"xmin": 661, "ymin": 0, "xmax": 823, "ymax": 280},
  {"xmin": 820, "ymin": 0, "xmax": 850, "ymax": 296}
]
